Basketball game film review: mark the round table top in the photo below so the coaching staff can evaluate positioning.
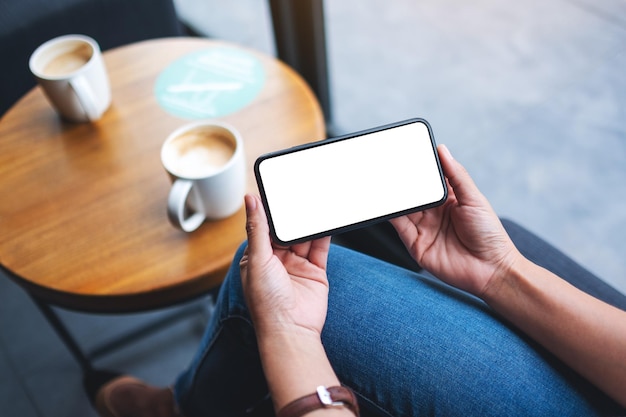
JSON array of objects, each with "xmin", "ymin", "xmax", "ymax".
[{"xmin": 0, "ymin": 37, "xmax": 325, "ymax": 313}]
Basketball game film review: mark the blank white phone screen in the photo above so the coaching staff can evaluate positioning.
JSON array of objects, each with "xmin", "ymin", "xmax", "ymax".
[{"xmin": 257, "ymin": 121, "xmax": 445, "ymax": 243}]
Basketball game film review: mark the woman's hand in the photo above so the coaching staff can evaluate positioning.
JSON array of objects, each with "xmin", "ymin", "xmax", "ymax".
[
  {"xmin": 392, "ymin": 148, "xmax": 626, "ymax": 409},
  {"xmin": 240, "ymin": 194, "xmax": 332, "ymax": 338},
  {"xmin": 240, "ymin": 195, "xmax": 346, "ymax": 412},
  {"xmin": 390, "ymin": 144, "xmax": 520, "ymax": 297}
]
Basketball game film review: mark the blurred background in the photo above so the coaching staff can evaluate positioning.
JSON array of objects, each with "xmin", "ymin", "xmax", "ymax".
[
  {"xmin": 175, "ymin": 0, "xmax": 626, "ymax": 294},
  {"xmin": 1, "ymin": 0, "xmax": 625, "ymax": 415}
]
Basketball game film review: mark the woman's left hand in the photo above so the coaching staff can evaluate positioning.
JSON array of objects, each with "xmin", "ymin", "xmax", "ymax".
[{"xmin": 239, "ymin": 194, "xmax": 332, "ymax": 338}]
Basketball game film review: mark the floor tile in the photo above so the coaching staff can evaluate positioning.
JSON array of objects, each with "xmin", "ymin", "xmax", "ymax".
[
  {"xmin": 0, "ymin": 342, "xmax": 39, "ymax": 417},
  {"xmin": 0, "ymin": 272, "xmax": 206, "ymax": 417}
]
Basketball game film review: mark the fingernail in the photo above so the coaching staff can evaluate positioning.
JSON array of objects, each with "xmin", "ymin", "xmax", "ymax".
[
  {"xmin": 440, "ymin": 144, "xmax": 454, "ymax": 160},
  {"xmin": 244, "ymin": 194, "xmax": 256, "ymax": 212}
]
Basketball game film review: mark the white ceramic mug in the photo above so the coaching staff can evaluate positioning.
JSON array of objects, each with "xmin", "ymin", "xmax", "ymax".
[
  {"xmin": 161, "ymin": 121, "xmax": 246, "ymax": 232},
  {"xmin": 29, "ymin": 34, "xmax": 111, "ymax": 122}
]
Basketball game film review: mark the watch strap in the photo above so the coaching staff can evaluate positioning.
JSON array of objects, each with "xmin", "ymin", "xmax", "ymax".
[{"xmin": 277, "ymin": 386, "xmax": 359, "ymax": 417}]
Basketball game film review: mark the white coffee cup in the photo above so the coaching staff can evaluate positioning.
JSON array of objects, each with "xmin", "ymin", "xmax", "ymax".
[
  {"xmin": 161, "ymin": 121, "xmax": 246, "ymax": 232},
  {"xmin": 29, "ymin": 34, "xmax": 111, "ymax": 122}
]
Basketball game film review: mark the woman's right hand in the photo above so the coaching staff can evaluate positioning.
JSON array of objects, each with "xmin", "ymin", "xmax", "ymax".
[
  {"xmin": 390, "ymin": 144, "xmax": 521, "ymax": 297},
  {"xmin": 395, "ymin": 145, "xmax": 626, "ymax": 410}
]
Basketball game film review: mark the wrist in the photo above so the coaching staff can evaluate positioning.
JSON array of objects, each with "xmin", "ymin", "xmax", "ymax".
[
  {"xmin": 256, "ymin": 320, "xmax": 323, "ymax": 342},
  {"xmin": 481, "ymin": 249, "xmax": 527, "ymax": 303},
  {"xmin": 248, "ymin": 302, "xmax": 327, "ymax": 342},
  {"xmin": 257, "ymin": 330, "xmax": 340, "ymax": 411}
]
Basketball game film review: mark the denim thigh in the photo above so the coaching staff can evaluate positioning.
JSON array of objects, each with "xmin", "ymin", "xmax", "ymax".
[
  {"xmin": 174, "ymin": 242, "xmax": 623, "ymax": 416},
  {"xmin": 323, "ymin": 245, "xmax": 622, "ymax": 416}
]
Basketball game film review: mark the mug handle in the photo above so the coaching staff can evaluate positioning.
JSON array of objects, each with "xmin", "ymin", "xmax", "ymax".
[
  {"xmin": 69, "ymin": 76, "xmax": 100, "ymax": 121},
  {"xmin": 167, "ymin": 179, "xmax": 206, "ymax": 232}
]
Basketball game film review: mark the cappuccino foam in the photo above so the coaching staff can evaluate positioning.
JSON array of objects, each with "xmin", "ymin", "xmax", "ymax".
[
  {"xmin": 42, "ymin": 44, "xmax": 92, "ymax": 77},
  {"xmin": 165, "ymin": 128, "xmax": 236, "ymax": 178}
]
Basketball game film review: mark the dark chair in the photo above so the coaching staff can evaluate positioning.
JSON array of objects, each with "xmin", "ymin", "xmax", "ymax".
[
  {"xmin": 0, "ymin": 0, "xmax": 184, "ymax": 117},
  {"xmin": 333, "ymin": 219, "xmax": 626, "ymax": 311}
]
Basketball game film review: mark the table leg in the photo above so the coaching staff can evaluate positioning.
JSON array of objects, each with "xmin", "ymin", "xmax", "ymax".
[
  {"xmin": 32, "ymin": 295, "xmax": 214, "ymax": 362},
  {"xmin": 29, "ymin": 293, "xmax": 213, "ymax": 404},
  {"xmin": 269, "ymin": 0, "xmax": 332, "ymax": 126},
  {"xmin": 31, "ymin": 297, "xmax": 124, "ymax": 404},
  {"xmin": 31, "ymin": 296, "xmax": 95, "ymax": 373}
]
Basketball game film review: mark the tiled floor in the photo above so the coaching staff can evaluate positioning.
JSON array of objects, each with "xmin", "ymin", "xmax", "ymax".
[
  {"xmin": 1, "ymin": 1, "xmax": 625, "ymax": 416},
  {"xmin": 0, "ymin": 274, "xmax": 211, "ymax": 416}
]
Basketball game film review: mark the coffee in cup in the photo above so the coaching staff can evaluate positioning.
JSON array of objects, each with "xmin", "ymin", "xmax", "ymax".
[
  {"xmin": 163, "ymin": 128, "xmax": 236, "ymax": 178},
  {"xmin": 40, "ymin": 43, "xmax": 93, "ymax": 77},
  {"xmin": 29, "ymin": 34, "xmax": 111, "ymax": 122},
  {"xmin": 162, "ymin": 121, "xmax": 246, "ymax": 232}
]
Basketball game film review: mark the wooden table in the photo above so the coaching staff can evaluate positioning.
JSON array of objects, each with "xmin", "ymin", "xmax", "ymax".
[{"xmin": 0, "ymin": 37, "xmax": 324, "ymax": 363}]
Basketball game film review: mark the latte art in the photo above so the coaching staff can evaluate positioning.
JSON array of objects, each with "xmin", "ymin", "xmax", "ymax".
[{"xmin": 163, "ymin": 128, "xmax": 236, "ymax": 178}]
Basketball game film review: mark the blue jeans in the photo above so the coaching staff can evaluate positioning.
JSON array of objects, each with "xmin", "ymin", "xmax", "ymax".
[{"xmin": 174, "ymin": 243, "xmax": 623, "ymax": 416}]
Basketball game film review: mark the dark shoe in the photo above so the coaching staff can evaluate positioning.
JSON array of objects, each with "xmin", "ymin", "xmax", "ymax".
[
  {"xmin": 95, "ymin": 375, "xmax": 181, "ymax": 417},
  {"xmin": 84, "ymin": 369, "xmax": 123, "ymax": 406}
]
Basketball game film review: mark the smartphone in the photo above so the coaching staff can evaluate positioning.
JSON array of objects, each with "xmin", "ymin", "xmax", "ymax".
[{"xmin": 254, "ymin": 118, "xmax": 447, "ymax": 245}]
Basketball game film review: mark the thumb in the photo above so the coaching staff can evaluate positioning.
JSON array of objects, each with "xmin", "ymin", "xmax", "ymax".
[
  {"xmin": 244, "ymin": 194, "xmax": 274, "ymax": 261},
  {"xmin": 438, "ymin": 144, "xmax": 484, "ymax": 207}
]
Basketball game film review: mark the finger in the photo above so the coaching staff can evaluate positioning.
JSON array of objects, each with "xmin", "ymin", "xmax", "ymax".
[
  {"xmin": 239, "ymin": 245, "xmax": 250, "ymax": 272},
  {"xmin": 244, "ymin": 194, "xmax": 274, "ymax": 261},
  {"xmin": 291, "ymin": 241, "xmax": 313, "ymax": 259},
  {"xmin": 390, "ymin": 215, "xmax": 417, "ymax": 241},
  {"xmin": 437, "ymin": 144, "xmax": 483, "ymax": 207},
  {"xmin": 308, "ymin": 236, "xmax": 331, "ymax": 270}
]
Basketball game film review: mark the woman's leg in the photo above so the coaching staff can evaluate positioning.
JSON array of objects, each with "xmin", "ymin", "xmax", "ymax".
[
  {"xmin": 322, "ymin": 245, "xmax": 623, "ymax": 416},
  {"xmin": 174, "ymin": 243, "xmax": 623, "ymax": 416},
  {"xmin": 173, "ymin": 243, "xmax": 270, "ymax": 417}
]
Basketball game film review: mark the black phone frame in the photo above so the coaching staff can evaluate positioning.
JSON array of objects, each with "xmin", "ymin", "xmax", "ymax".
[{"xmin": 254, "ymin": 117, "xmax": 448, "ymax": 245}]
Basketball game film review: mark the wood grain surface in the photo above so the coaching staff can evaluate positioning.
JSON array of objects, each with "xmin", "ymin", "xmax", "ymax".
[{"xmin": 0, "ymin": 37, "xmax": 324, "ymax": 312}]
